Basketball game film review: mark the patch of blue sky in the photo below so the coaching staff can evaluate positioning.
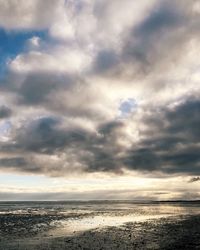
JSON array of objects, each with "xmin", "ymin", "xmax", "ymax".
[
  {"xmin": 119, "ymin": 98, "xmax": 137, "ymax": 118},
  {"xmin": 0, "ymin": 120, "xmax": 11, "ymax": 133},
  {"xmin": 0, "ymin": 121, "xmax": 12, "ymax": 141},
  {"xmin": 0, "ymin": 28, "xmax": 48, "ymax": 77}
]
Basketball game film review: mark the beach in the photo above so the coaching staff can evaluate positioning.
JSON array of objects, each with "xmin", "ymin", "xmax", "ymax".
[{"xmin": 0, "ymin": 201, "xmax": 199, "ymax": 249}]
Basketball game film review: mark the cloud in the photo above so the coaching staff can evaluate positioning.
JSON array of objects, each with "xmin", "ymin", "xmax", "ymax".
[
  {"xmin": 93, "ymin": 49, "xmax": 120, "ymax": 74},
  {"xmin": 16, "ymin": 116, "xmax": 90, "ymax": 154},
  {"xmin": 17, "ymin": 73, "xmax": 69, "ymax": 105},
  {"xmin": 189, "ymin": 177, "xmax": 200, "ymax": 183},
  {"xmin": 0, "ymin": 106, "xmax": 12, "ymax": 119},
  {"xmin": 120, "ymin": 0, "xmax": 200, "ymax": 77},
  {"xmin": 0, "ymin": 97, "xmax": 199, "ymax": 177},
  {"xmin": 0, "ymin": 0, "xmax": 200, "ymax": 182},
  {"xmin": 123, "ymin": 98, "xmax": 200, "ymax": 175},
  {"xmin": 0, "ymin": 157, "xmax": 27, "ymax": 167},
  {"xmin": 9, "ymin": 47, "xmax": 91, "ymax": 74},
  {"xmin": 0, "ymin": 0, "xmax": 64, "ymax": 30},
  {"xmin": 26, "ymin": 36, "xmax": 41, "ymax": 49}
]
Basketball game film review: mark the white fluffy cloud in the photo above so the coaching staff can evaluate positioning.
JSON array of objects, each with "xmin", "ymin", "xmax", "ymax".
[{"xmin": 9, "ymin": 47, "xmax": 92, "ymax": 74}]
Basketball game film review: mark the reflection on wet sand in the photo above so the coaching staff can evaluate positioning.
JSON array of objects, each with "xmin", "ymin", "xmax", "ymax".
[{"xmin": 49, "ymin": 204, "xmax": 200, "ymax": 237}]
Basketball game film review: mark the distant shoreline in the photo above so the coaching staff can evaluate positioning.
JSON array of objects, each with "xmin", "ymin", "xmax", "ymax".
[{"xmin": 0, "ymin": 199, "xmax": 200, "ymax": 203}]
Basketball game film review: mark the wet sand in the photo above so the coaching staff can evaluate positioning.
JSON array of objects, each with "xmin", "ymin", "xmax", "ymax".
[{"xmin": 0, "ymin": 201, "xmax": 199, "ymax": 250}]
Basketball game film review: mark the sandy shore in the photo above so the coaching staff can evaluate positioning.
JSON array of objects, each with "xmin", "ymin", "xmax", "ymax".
[{"xmin": 0, "ymin": 214, "xmax": 200, "ymax": 250}]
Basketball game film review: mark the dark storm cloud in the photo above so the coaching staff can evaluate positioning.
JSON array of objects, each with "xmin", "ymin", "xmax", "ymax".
[
  {"xmin": 166, "ymin": 100, "xmax": 200, "ymax": 141},
  {"xmin": 123, "ymin": 98, "xmax": 200, "ymax": 175},
  {"xmin": 3, "ymin": 73, "xmax": 72, "ymax": 106},
  {"xmin": 0, "ymin": 156, "xmax": 43, "ymax": 173},
  {"xmin": 124, "ymin": 1, "xmax": 182, "ymax": 65},
  {"xmin": 83, "ymin": 121, "xmax": 125, "ymax": 173},
  {"xmin": 88, "ymin": 0, "xmax": 200, "ymax": 83},
  {"xmin": 86, "ymin": 150, "xmax": 119, "ymax": 173},
  {"xmin": 123, "ymin": 148, "xmax": 160, "ymax": 171},
  {"xmin": 0, "ymin": 118, "xmax": 125, "ymax": 175},
  {"xmin": 189, "ymin": 177, "xmax": 200, "ymax": 183},
  {"xmin": 0, "ymin": 98, "xmax": 199, "ymax": 176},
  {"xmin": 161, "ymin": 147, "xmax": 200, "ymax": 175},
  {"xmin": 135, "ymin": 2, "xmax": 180, "ymax": 34},
  {"xmin": 123, "ymin": 146, "xmax": 200, "ymax": 175},
  {"xmin": 0, "ymin": 106, "xmax": 12, "ymax": 119},
  {"xmin": 0, "ymin": 157, "xmax": 27, "ymax": 167},
  {"xmin": 19, "ymin": 74, "xmax": 60, "ymax": 105},
  {"xmin": 0, "ymin": 72, "xmax": 109, "ymax": 120},
  {"xmin": 93, "ymin": 49, "xmax": 119, "ymax": 74},
  {"xmin": 15, "ymin": 116, "xmax": 89, "ymax": 154},
  {"xmin": 98, "ymin": 120, "xmax": 124, "ymax": 136},
  {"xmin": 0, "ymin": 117, "xmax": 86, "ymax": 157}
]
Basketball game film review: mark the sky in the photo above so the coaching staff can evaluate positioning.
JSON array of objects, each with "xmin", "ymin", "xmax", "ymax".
[{"xmin": 0, "ymin": 0, "xmax": 200, "ymax": 201}]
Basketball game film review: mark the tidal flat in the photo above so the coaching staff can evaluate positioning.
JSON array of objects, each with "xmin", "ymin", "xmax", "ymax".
[{"xmin": 0, "ymin": 201, "xmax": 199, "ymax": 250}]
